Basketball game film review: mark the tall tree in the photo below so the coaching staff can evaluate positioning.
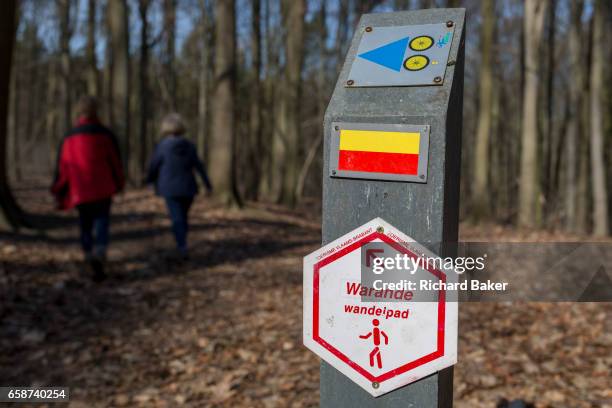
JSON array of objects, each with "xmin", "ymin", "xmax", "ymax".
[
  {"xmin": 542, "ymin": 0, "xmax": 556, "ymax": 211},
  {"xmin": 589, "ymin": 0, "xmax": 609, "ymax": 236},
  {"xmin": 393, "ymin": 0, "xmax": 411, "ymax": 10},
  {"xmin": 334, "ymin": 0, "xmax": 349, "ymax": 72},
  {"xmin": 108, "ymin": 0, "xmax": 130, "ymax": 179},
  {"xmin": 280, "ymin": 0, "xmax": 306, "ymax": 206},
  {"xmin": 46, "ymin": 57, "xmax": 59, "ymax": 166},
  {"xmin": 209, "ymin": 0, "xmax": 239, "ymax": 206},
  {"xmin": 574, "ymin": 12, "xmax": 593, "ymax": 234},
  {"xmin": 137, "ymin": 0, "xmax": 151, "ymax": 179},
  {"xmin": 296, "ymin": 0, "xmax": 327, "ymax": 199},
  {"xmin": 472, "ymin": 0, "xmax": 494, "ymax": 219},
  {"xmin": 163, "ymin": 0, "xmax": 177, "ymax": 110},
  {"xmin": 518, "ymin": 0, "xmax": 548, "ymax": 228},
  {"xmin": 8, "ymin": 42, "xmax": 20, "ymax": 181},
  {"xmin": 246, "ymin": 0, "xmax": 263, "ymax": 200},
  {"xmin": 0, "ymin": 0, "xmax": 24, "ymax": 229},
  {"xmin": 418, "ymin": 0, "xmax": 435, "ymax": 8},
  {"xmin": 197, "ymin": 0, "xmax": 212, "ymax": 161},
  {"xmin": 565, "ymin": 0, "xmax": 584, "ymax": 232},
  {"xmin": 86, "ymin": 0, "xmax": 99, "ymax": 97},
  {"xmin": 258, "ymin": 0, "xmax": 277, "ymax": 198},
  {"xmin": 57, "ymin": 0, "xmax": 73, "ymax": 131}
]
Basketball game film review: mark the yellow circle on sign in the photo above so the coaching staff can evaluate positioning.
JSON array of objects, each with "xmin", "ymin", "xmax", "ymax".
[
  {"xmin": 403, "ymin": 55, "xmax": 429, "ymax": 71},
  {"xmin": 409, "ymin": 36, "xmax": 434, "ymax": 51}
]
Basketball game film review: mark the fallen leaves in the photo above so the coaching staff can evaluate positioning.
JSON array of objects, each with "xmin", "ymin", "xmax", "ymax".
[{"xmin": 0, "ymin": 185, "xmax": 609, "ymax": 407}]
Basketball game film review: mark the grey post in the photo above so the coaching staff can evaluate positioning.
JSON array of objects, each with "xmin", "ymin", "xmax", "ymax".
[{"xmin": 320, "ymin": 8, "xmax": 465, "ymax": 408}]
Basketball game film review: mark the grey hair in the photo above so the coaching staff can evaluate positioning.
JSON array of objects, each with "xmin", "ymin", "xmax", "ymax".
[{"xmin": 160, "ymin": 113, "xmax": 187, "ymax": 136}]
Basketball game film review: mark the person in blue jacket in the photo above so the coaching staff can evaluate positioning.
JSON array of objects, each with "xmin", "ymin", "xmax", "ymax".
[{"xmin": 146, "ymin": 113, "xmax": 212, "ymax": 257}]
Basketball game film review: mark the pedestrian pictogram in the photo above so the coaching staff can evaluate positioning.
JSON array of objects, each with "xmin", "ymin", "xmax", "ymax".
[{"xmin": 359, "ymin": 319, "xmax": 389, "ymax": 369}]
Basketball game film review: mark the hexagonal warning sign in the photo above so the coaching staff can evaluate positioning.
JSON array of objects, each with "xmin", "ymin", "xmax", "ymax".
[{"xmin": 303, "ymin": 218, "xmax": 458, "ymax": 397}]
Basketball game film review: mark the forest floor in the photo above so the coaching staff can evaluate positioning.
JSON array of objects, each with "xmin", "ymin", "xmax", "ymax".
[{"xmin": 0, "ymin": 184, "xmax": 610, "ymax": 408}]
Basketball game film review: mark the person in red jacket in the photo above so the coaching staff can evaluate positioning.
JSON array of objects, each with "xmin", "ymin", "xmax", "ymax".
[{"xmin": 51, "ymin": 96, "xmax": 124, "ymax": 281}]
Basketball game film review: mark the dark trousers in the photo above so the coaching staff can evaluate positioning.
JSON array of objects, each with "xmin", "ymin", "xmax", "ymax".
[
  {"xmin": 164, "ymin": 196, "xmax": 194, "ymax": 251},
  {"xmin": 76, "ymin": 198, "xmax": 111, "ymax": 257}
]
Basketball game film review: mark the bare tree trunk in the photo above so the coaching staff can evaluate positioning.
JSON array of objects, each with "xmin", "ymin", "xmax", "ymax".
[
  {"xmin": 0, "ymin": 0, "xmax": 24, "ymax": 229},
  {"xmin": 268, "ymin": 0, "xmax": 289, "ymax": 202},
  {"xmin": 297, "ymin": 0, "xmax": 327, "ymax": 200},
  {"xmin": 334, "ymin": 0, "xmax": 349, "ymax": 73},
  {"xmin": 108, "ymin": 0, "xmax": 130, "ymax": 180},
  {"xmin": 565, "ymin": 0, "xmax": 583, "ymax": 232},
  {"xmin": 472, "ymin": 0, "xmax": 494, "ymax": 219},
  {"xmin": 23, "ymin": 24, "xmax": 37, "ymax": 179},
  {"xmin": 490, "ymin": 74, "xmax": 501, "ymax": 218},
  {"xmin": 137, "ymin": 0, "xmax": 150, "ymax": 180},
  {"xmin": 575, "ymin": 15, "xmax": 593, "ymax": 234},
  {"xmin": 589, "ymin": 0, "xmax": 609, "ymax": 236},
  {"xmin": 418, "ymin": 0, "xmax": 435, "ymax": 8},
  {"xmin": 317, "ymin": 1, "xmax": 328, "ymax": 127},
  {"xmin": 445, "ymin": 0, "xmax": 461, "ymax": 7},
  {"xmin": 280, "ymin": 0, "xmax": 305, "ymax": 207},
  {"xmin": 46, "ymin": 59, "xmax": 59, "ymax": 167},
  {"xmin": 246, "ymin": 0, "xmax": 263, "ymax": 200},
  {"xmin": 210, "ymin": 0, "xmax": 239, "ymax": 206},
  {"xmin": 8, "ymin": 57, "xmax": 20, "ymax": 182},
  {"xmin": 197, "ymin": 0, "xmax": 212, "ymax": 161},
  {"xmin": 103, "ymin": 4, "xmax": 113, "ymax": 122},
  {"xmin": 163, "ymin": 0, "xmax": 177, "ymax": 111},
  {"xmin": 518, "ymin": 0, "xmax": 548, "ymax": 228},
  {"xmin": 393, "ymin": 0, "xmax": 411, "ymax": 10},
  {"xmin": 86, "ymin": 0, "xmax": 99, "ymax": 96},
  {"xmin": 576, "ymin": 133, "xmax": 590, "ymax": 233},
  {"xmin": 258, "ymin": 0, "xmax": 276, "ymax": 199},
  {"xmin": 58, "ymin": 0, "xmax": 73, "ymax": 132},
  {"xmin": 542, "ymin": 0, "xmax": 556, "ymax": 216}
]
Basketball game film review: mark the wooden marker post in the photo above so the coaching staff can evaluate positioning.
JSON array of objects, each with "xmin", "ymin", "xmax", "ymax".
[{"xmin": 319, "ymin": 9, "xmax": 465, "ymax": 408}]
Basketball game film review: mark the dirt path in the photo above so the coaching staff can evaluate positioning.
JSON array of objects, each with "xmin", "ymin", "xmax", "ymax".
[{"xmin": 0, "ymin": 186, "xmax": 610, "ymax": 407}]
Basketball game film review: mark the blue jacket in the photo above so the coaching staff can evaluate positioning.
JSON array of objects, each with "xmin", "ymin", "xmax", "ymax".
[{"xmin": 146, "ymin": 136, "xmax": 212, "ymax": 197}]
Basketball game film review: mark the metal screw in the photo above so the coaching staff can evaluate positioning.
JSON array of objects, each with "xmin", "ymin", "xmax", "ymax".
[
  {"xmin": 331, "ymin": 170, "xmax": 337, "ymax": 175},
  {"xmin": 347, "ymin": 79, "xmax": 355, "ymax": 86},
  {"xmin": 419, "ymin": 174, "xmax": 425, "ymax": 180},
  {"xmin": 433, "ymin": 76, "xmax": 442, "ymax": 83},
  {"xmin": 446, "ymin": 20, "xmax": 454, "ymax": 27},
  {"xmin": 376, "ymin": 226, "xmax": 384, "ymax": 234},
  {"xmin": 372, "ymin": 381, "xmax": 380, "ymax": 389},
  {"xmin": 334, "ymin": 125, "xmax": 339, "ymax": 131},
  {"xmin": 365, "ymin": 26, "xmax": 373, "ymax": 32}
]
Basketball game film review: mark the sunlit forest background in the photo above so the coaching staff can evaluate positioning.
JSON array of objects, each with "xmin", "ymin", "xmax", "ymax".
[
  {"xmin": 1, "ymin": 2, "xmax": 611, "ymax": 407},
  {"xmin": 1, "ymin": 0, "xmax": 610, "ymax": 235}
]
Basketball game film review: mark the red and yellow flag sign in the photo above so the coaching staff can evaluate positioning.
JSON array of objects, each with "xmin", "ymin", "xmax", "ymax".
[{"xmin": 337, "ymin": 129, "xmax": 421, "ymax": 175}]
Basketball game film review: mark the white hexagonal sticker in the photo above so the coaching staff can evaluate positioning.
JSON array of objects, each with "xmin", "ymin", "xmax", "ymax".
[{"xmin": 303, "ymin": 218, "xmax": 458, "ymax": 397}]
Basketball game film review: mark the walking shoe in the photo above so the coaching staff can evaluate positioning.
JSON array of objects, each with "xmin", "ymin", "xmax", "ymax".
[{"xmin": 90, "ymin": 257, "xmax": 107, "ymax": 282}]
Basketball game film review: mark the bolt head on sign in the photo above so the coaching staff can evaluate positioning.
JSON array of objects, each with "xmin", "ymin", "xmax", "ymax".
[{"xmin": 303, "ymin": 218, "xmax": 458, "ymax": 397}]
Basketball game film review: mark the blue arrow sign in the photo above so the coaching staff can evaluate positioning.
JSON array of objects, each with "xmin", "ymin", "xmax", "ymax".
[{"xmin": 357, "ymin": 37, "xmax": 409, "ymax": 72}]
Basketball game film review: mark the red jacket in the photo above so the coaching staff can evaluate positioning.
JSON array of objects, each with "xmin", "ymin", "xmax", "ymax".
[{"xmin": 51, "ymin": 117, "xmax": 125, "ymax": 209}]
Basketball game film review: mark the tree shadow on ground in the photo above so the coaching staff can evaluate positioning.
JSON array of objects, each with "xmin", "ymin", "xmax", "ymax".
[{"xmin": 0, "ymin": 214, "xmax": 319, "ymax": 393}]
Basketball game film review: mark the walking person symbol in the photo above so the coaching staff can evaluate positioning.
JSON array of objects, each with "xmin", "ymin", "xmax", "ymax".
[{"xmin": 359, "ymin": 319, "xmax": 389, "ymax": 369}]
